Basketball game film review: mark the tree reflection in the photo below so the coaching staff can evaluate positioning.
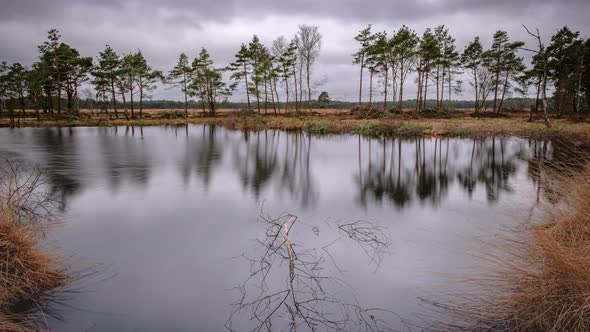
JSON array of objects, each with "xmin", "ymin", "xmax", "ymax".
[
  {"xmin": 356, "ymin": 136, "xmax": 529, "ymax": 209},
  {"xmin": 98, "ymin": 126, "xmax": 151, "ymax": 192},
  {"xmin": 232, "ymin": 130, "xmax": 317, "ymax": 208},
  {"xmin": 33, "ymin": 127, "xmax": 83, "ymax": 211},
  {"xmin": 525, "ymin": 138, "xmax": 589, "ymax": 204},
  {"xmin": 180, "ymin": 124, "xmax": 222, "ymax": 188}
]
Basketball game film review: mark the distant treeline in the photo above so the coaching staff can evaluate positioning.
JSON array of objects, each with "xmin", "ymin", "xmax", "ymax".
[{"xmin": 70, "ymin": 97, "xmax": 537, "ymax": 110}]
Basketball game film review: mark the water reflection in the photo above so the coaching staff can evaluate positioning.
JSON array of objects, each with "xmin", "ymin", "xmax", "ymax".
[
  {"xmin": 232, "ymin": 130, "xmax": 317, "ymax": 207},
  {"xmin": 227, "ymin": 213, "xmax": 399, "ymax": 331},
  {"xmin": 180, "ymin": 124, "xmax": 222, "ymax": 188},
  {"xmin": 1, "ymin": 126, "xmax": 583, "ymax": 212},
  {"xmin": 1, "ymin": 125, "xmax": 588, "ymax": 331},
  {"xmin": 98, "ymin": 126, "xmax": 152, "ymax": 191},
  {"xmin": 356, "ymin": 136, "xmax": 550, "ymax": 209},
  {"xmin": 33, "ymin": 127, "xmax": 83, "ymax": 211}
]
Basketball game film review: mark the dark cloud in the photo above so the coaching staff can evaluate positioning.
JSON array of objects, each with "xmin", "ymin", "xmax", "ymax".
[{"xmin": 1, "ymin": 0, "xmax": 589, "ymax": 101}]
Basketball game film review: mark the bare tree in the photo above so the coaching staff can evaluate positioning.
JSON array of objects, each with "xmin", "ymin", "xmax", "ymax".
[
  {"xmin": 522, "ymin": 25, "xmax": 551, "ymax": 128},
  {"xmin": 296, "ymin": 25, "xmax": 322, "ymax": 113},
  {"xmin": 0, "ymin": 160, "xmax": 57, "ymax": 224}
]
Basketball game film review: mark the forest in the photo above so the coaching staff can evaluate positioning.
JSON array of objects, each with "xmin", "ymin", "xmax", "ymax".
[{"xmin": 0, "ymin": 24, "xmax": 589, "ymax": 125}]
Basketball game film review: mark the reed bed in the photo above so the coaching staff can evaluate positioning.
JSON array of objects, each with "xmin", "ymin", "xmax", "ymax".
[{"xmin": 424, "ymin": 140, "xmax": 590, "ymax": 331}]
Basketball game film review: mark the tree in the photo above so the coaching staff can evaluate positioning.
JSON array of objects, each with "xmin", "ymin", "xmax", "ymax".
[
  {"xmin": 93, "ymin": 45, "xmax": 122, "ymax": 118},
  {"xmin": 229, "ymin": 44, "xmax": 253, "ymax": 110},
  {"xmin": 248, "ymin": 35, "xmax": 265, "ymax": 113},
  {"xmin": 392, "ymin": 25, "xmax": 418, "ymax": 110},
  {"xmin": 59, "ymin": 44, "xmax": 92, "ymax": 111},
  {"xmin": 434, "ymin": 25, "xmax": 459, "ymax": 107},
  {"xmin": 120, "ymin": 53, "xmax": 138, "ymax": 118},
  {"xmin": 0, "ymin": 62, "xmax": 8, "ymax": 115},
  {"xmin": 415, "ymin": 29, "xmax": 440, "ymax": 112},
  {"xmin": 522, "ymin": 25, "xmax": 551, "ymax": 127},
  {"xmin": 37, "ymin": 29, "xmax": 62, "ymax": 116},
  {"xmin": 190, "ymin": 48, "xmax": 233, "ymax": 116},
  {"xmin": 272, "ymin": 36, "xmax": 296, "ymax": 113},
  {"xmin": 27, "ymin": 62, "xmax": 46, "ymax": 120},
  {"xmin": 167, "ymin": 53, "xmax": 192, "ymax": 118},
  {"xmin": 6, "ymin": 63, "xmax": 29, "ymax": 123},
  {"xmin": 353, "ymin": 25, "xmax": 373, "ymax": 106},
  {"xmin": 546, "ymin": 27, "xmax": 584, "ymax": 116},
  {"xmin": 481, "ymin": 31, "xmax": 524, "ymax": 113},
  {"xmin": 296, "ymin": 25, "xmax": 322, "ymax": 112},
  {"xmin": 318, "ymin": 91, "xmax": 330, "ymax": 108},
  {"xmin": 525, "ymin": 52, "xmax": 545, "ymax": 119},
  {"xmin": 367, "ymin": 31, "xmax": 391, "ymax": 111},
  {"xmin": 134, "ymin": 51, "xmax": 161, "ymax": 119},
  {"xmin": 461, "ymin": 37, "xmax": 484, "ymax": 112}
]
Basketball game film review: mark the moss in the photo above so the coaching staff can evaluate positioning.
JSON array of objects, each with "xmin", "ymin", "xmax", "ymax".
[
  {"xmin": 396, "ymin": 122, "xmax": 433, "ymax": 136},
  {"xmin": 304, "ymin": 121, "xmax": 340, "ymax": 135}
]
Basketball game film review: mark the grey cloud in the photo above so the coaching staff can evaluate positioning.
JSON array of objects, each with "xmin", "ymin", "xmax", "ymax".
[{"xmin": 1, "ymin": 0, "xmax": 589, "ymax": 101}]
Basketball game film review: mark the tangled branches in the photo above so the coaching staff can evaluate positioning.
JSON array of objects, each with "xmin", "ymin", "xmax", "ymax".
[
  {"xmin": 0, "ymin": 160, "xmax": 57, "ymax": 224},
  {"xmin": 226, "ymin": 212, "xmax": 399, "ymax": 332}
]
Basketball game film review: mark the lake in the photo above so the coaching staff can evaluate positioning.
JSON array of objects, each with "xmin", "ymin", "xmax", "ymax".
[{"xmin": 0, "ymin": 125, "xmax": 556, "ymax": 331}]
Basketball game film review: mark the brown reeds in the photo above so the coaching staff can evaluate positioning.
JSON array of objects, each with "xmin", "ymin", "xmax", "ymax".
[
  {"xmin": 0, "ymin": 220, "xmax": 68, "ymax": 332},
  {"xmin": 423, "ymin": 139, "xmax": 590, "ymax": 331},
  {"xmin": 0, "ymin": 160, "xmax": 70, "ymax": 332}
]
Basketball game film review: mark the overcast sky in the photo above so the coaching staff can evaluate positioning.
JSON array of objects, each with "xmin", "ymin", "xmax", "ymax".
[{"xmin": 1, "ymin": 0, "xmax": 589, "ymax": 101}]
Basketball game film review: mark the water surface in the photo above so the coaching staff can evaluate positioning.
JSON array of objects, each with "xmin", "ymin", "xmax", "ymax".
[{"xmin": 0, "ymin": 125, "xmax": 556, "ymax": 331}]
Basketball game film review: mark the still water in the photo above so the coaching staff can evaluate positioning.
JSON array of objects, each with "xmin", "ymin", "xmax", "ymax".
[{"xmin": 0, "ymin": 125, "xmax": 556, "ymax": 331}]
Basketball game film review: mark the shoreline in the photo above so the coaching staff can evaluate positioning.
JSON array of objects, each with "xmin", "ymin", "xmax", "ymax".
[{"xmin": 2, "ymin": 110, "xmax": 590, "ymax": 143}]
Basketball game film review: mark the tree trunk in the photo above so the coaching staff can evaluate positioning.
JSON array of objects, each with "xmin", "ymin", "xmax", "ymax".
[
  {"xmin": 139, "ymin": 80, "xmax": 144, "ymax": 119},
  {"xmin": 436, "ymin": 64, "xmax": 440, "ymax": 108},
  {"xmin": 383, "ymin": 65, "xmax": 388, "ymax": 111},
  {"xmin": 130, "ymin": 74, "xmax": 135, "ymax": 118},
  {"xmin": 273, "ymin": 75, "xmax": 280, "ymax": 115},
  {"xmin": 292, "ymin": 64, "xmax": 298, "ymax": 113},
  {"xmin": 369, "ymin": 71, "xmax": 374, "ymax": 106},
  {"xmin": 243, "ymin": 64, "xmax": 251, "ymax": 110},
  {"xmin": 497, "ymin": 70, "xmax": 510, "ymax": 113},
  {"xmin": 284, "ymin": 76, "xmax": 290, "ymax": 113},
  {"xmin": 399, "ymin": 57, "xmax": 405, "ymax": 110},
  {"xmin": 306, "ymin": 62, "xmax": 312, "ymax": 112},
  {"xmin": 358, "ymin": 54, "xmax": 364, "ymax": 106},
  {"xmin": 492, "ymin": 59, "xmax": 501, "ymax": 113},
  {"xmin": 111, "ymin": 80, "xmax": 117, "ymax": 119},
  {"xmin": 474, "ymin": 68, "xmax": 479, "ymax": 112},
  {"xmin": 263, "ymin": 75, "xmax": 268, "ymax": 114},
  {"xmin": 298, "ymin": 61, "xmax": 304, "ymax": 111},
  {"xmin": 183, "ymin": 71, "xmax": 188, "ymax": 118},
  {"xmin": 441, "ymin": 68, "xmax": 446, "ymax": 108},
  {"xmin": 416, "ymin": 62, "xmax": 422, "ymax": 112},
  {"xmin": 534, "ymin": 76, "xmax": 541, "ymax": 114},
  {"xmin": 423, "ymin": 69, "xmax": 429, "ymax": 110},
  {"xmin": 541, "ymin": 56, "xmax": 550, "ymax": 128}
]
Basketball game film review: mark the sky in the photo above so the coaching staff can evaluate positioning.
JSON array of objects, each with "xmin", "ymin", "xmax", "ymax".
[{"xmin": 1, "ymin": 0, "xmax": 589, "ymax": 102}]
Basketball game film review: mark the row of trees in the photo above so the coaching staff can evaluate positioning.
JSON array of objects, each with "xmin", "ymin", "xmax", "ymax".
[
  {"xmin": 0, "ymin": 29, "xmax": 163, "ymax": 122},
  {"xmin": 226, "ymin": 25, "xmax": 322, "ymax": 115},
  {"xmin": 352, "ymin": 24, "xmax": 590, "ymax": 119},
  {"xmin": 0, "ymin": 24, "xmax": 324, "ymax": 123},
  {"xmin": 1, "ymin": 25, "xmax": 588, "ymax": 125}
]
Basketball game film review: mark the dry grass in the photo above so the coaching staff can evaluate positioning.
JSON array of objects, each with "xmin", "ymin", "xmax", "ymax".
[
  {"xmin": 4, "ymin": 108, "xmax": 590, "ymax": 142},
  {"xmin": 425, "ymin": 149, "xmax": 590, "ymax": 331},
  {"xmin": 0, "ymin": 220, "xmax": 68, "ymax": 332},
  {"xmin": 0, "ymin": 160, "xmax": 71, "ymax": 331}
]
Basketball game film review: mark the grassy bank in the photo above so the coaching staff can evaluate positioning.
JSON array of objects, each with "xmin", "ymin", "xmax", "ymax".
[
  {"xmin": 428, "ymin": 153, "xmax": 590, "ymax": 331},
  {"xmin": 0, "ymin": 220, "xmax": 67, "ymax": 332},
  {"xmin": 2, "ymin": 108, "xmax": 590, "ymax": 142},
  {"xmin": 0, "ymin": 161, "xmax": 71, "ymax": 331}
]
